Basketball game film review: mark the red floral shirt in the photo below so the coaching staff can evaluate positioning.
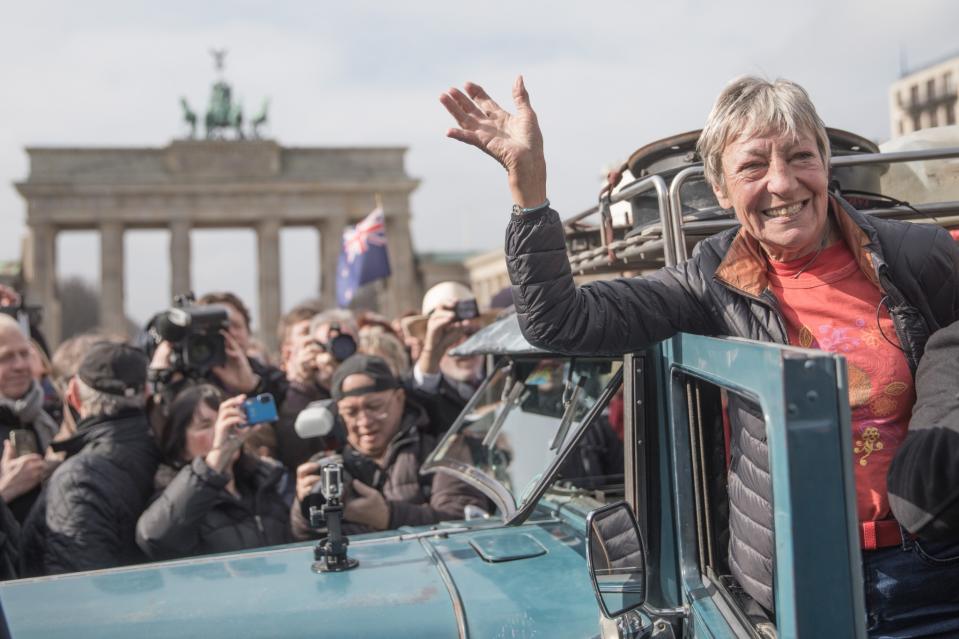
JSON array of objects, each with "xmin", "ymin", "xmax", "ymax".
[{"xmin": 768, "ymin": 240, "xmax": 914, "ymax": 523}]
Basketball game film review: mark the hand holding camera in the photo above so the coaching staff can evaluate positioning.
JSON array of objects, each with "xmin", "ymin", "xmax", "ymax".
[
  {"xmin": 212, "ymin": 331, "xmax": 260, "ymax": 395},
  {"xmin": 419, "ymin": 298, "xmax": 478, "ymax": 374},
  {"xmin": 287, "ymin": 339, "xmax": 322, "ymax": 386},
  {"xmin": 343, "ymin": 480, "xmax": 390, "ymax": 530},
  {"xmin": 204, "ymin": 394, "xmax": 251, "ymax": 474}
]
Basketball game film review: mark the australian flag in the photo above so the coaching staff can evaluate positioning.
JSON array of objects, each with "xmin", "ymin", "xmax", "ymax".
[{"xmin": 336, "ymin": 206, "xmax": 391, "ymax": 307}]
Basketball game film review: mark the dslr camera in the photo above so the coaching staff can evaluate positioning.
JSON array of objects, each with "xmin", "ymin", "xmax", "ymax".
[{"xmin": 152, "ymin": 294, "xmax": 228, "ymax": 375}]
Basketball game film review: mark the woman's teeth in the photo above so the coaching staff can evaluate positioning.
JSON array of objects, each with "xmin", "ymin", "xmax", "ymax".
[{"xmin": 763, "ymin": 201, "xmax": 805, "ymax": 218}]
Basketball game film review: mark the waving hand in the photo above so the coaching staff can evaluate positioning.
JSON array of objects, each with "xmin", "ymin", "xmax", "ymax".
[{"xmin": 440, "ymin": 75, "xmax": 547, "ymax": 208}]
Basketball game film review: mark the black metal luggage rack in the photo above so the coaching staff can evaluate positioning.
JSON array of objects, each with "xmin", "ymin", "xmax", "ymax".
[{"xmin": 563, "ymin": 128, "xmax": 959, "ymax": 273}]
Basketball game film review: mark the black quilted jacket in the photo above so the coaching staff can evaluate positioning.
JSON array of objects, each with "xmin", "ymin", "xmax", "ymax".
[
  {"xmin": 38, "ymin": 410, "xmax": 160, "ymax": 575},
  {"xmin": 136, "ymin": 454, "xmax": 292, "ymax": 561},
  {"xmin": 506, "ymin": 195, "xmax": 959, "ymax": 611}
]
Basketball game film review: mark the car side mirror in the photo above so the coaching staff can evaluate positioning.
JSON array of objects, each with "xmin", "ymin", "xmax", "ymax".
[{"xmin": 586, "ymin": 502, "xmax": 647, "ymax": 619}]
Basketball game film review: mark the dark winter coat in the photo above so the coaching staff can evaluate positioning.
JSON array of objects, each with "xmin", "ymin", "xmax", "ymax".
[
  {"xmin": 0, "ymin": 499, "xmax": 21, "ymax": 580},
  {"xmin": 506, "ymin": 195, "xmax": 959, "ymax": 611},
  {"xmin": 35, "ymin": 410, "xmax": 159, "ymax": 575},
  {"xmin": 888, "ymin": 320, "xmax": 959, "ymax": 541},
  {"xmin": 136, "ymin": 454, "xmax": 292, "ymax": 560},
  {"xmin": 275, "ymin": 380, "xmax": 339, "ymax": 473},
  {"xmin": 291, "ymin": 401, "xmax": 490, "ymax": 539}
]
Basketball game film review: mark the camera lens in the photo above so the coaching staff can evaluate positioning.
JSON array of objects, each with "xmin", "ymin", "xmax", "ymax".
[
  {"xmin": 186, "ymin": 335, "xmax": 214, "ymax": 365},
  {"xmin": 259, "ymin": 395, "xmax": 269, "ymax": 404},
  {"xmin": 330, "ymin": 334, "xmax": 357, "ymax": 362}
]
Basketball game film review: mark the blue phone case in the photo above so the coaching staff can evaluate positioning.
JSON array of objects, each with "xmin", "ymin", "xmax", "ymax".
[{"xmin": 244, "ymin": 393, "xmax": 278, "ymax": 425}]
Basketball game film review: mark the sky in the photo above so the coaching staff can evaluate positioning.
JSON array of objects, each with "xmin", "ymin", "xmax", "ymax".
[{"xmin": 1, "ymin": 0, "xmax": 958, "ymax": 327}]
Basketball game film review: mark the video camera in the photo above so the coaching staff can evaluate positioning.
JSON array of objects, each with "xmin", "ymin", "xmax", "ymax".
[{"xmin": 151, "ymin": 293, "xmax": 228, "ymax": 376}]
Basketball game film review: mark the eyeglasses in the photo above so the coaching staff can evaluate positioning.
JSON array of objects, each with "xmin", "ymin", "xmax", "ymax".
[{"xmin": 338, "ymin": 392, "xmax": 397, "ymax": 422}]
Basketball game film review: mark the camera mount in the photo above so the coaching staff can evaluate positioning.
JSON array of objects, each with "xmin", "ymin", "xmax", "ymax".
[{"xmin": 310, "ymin": 463, "xmax": 359, "ymax": 573}]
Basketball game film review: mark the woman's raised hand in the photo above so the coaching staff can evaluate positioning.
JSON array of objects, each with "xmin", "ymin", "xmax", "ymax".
[
  {"xmin": 205, "ymin": 394, "xmax": 248, "ymax": 474},
  {"xmin": 440, "ymin": 75, "xmax": 547, "ymax": 208}
]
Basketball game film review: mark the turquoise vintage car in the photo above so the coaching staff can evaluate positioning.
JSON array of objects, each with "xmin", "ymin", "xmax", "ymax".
[{"xmin": 2, "ymin": 135, "xmax": 957, "ymax": 639}]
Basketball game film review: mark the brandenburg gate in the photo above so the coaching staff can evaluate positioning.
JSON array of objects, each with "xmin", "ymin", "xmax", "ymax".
[{"xmin": 16, "ymin": 140, "xmax": 420, "ymax": 350}]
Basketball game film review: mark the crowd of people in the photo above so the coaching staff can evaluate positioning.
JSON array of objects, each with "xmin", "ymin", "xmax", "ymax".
[{"xmin": 0, "ymin": 279, "xmax": 504, "ymax": 578}]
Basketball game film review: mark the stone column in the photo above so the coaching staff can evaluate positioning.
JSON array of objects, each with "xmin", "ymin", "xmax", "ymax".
[
  {"xmin": 382, "ymin": 212, "xmax": 418, "ymax": 318},
  {"xmin": 99, "ymin": 222, "xmax": 127, "ymax": 336},
  {"xmin": 257, "ymin": 219, "xmax": 281, "ymax": 353},
  {"xmin": 169, "ymin": 220, "xmax": 192, "ymax": 299},
  {"xmin": 25, "ymin": 223, "xmax": 61, "ymax": 345},
  {"xmin": 318, "ymin": 215, "xmax": 346, "ymax": 310}
]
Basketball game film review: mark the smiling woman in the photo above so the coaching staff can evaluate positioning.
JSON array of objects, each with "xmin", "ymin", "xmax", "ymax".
[{"xmin": 440, "ymin": 73, "xmax": 959, "ymax": 635}]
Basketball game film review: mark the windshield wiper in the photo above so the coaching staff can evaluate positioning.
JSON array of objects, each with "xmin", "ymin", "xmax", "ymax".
[
  {"xmin": 482, "ymin": 378, "xmax": 527, "ymax": 449},
  {"xmin": 549, "ymin": 376, "xmax": 587, "ymax": 451}
]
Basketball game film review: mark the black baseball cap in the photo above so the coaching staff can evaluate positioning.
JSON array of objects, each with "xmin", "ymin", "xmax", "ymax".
[
  {"xmin": 331, "ymin": 354, "xmax": 400, "ymax": 401},
  {"xmin": 77, "ymin": 342, "xmax": 149, "ymax": 397}
]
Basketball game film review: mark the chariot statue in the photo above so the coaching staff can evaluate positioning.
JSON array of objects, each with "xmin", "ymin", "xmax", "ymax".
[{"xmin": 179, "ymin": 49, "xmax": 269, "ymax": 140}]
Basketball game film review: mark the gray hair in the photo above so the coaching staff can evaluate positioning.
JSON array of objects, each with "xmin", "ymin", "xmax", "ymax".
[
  {"xmin": 75, "ymin": 378, "xmax": 145, "ymax": 417},
  {"xmin": 358, "ymin": 325, "xmax": 411, "ymax": 377},
  {"xmin": 697, "ymin": 76, "xmax": 830, "ymax": 190},
  {"xmin": 309, "ymin": 309, "xmax": 358, "ymax": 336}
]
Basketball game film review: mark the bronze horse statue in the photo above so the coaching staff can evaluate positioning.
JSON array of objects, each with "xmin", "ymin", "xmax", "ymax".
[{"xmin": 204, "ymin": 81, "xmax": 244, "ymax": 139}]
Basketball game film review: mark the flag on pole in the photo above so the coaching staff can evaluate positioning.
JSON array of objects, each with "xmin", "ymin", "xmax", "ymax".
[{"xmin": 335, "ymin": 206, "xmax": 391, "ymax": 307}]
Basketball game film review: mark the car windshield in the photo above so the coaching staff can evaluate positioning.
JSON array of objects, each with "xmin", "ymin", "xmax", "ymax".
[{"xmin": 425, "ymin": 357, "xmax": 621, "ymax": 514}]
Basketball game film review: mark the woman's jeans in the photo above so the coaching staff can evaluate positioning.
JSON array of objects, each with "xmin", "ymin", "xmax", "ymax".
[{"xmin": 863, "ymin": 534, "xmax": 959, "ymax": 638}]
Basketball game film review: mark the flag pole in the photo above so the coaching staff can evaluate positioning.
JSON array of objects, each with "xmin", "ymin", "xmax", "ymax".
[{"xmin": 374, "ymin": 193, "xmax": 383, "ymax": 211}]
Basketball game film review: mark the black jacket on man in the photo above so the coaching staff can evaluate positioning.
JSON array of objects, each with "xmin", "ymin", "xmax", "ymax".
[
  {"xmin": 888, "ymin": 320, "xmax": 959, "ymax": 541},
  {"xmin": 506, "ymin": 195, "xmax": 959, "ymax": 611},
  {"xmin": 136, "ymin": 454, "xmax": 292, "ymax": 560},
  {"xmin": 35, "ymin": 410, "xmax": 159, "ymax": 575}
]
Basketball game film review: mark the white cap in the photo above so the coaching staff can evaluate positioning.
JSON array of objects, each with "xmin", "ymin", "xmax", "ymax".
[{"xmin": 421, "ymin": 281, "xmax": 474, "ymax": 315}]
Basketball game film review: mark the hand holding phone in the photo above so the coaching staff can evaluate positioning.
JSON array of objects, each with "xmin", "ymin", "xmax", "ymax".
[
  {"xmin": 0, "ymin": 439, "xmax": 45, "ymax": 502},
  {"xmin": 205, "ymin": 395, "xmax": 251, "ymax": 473},
  {"xmin": 9, "ymin": 430, "xmax": 39, "ymax": 458}
]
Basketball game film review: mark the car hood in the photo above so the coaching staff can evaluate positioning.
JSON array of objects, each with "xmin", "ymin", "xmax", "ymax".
[{"xmin": 0, "ymin": 519, "xmax": 599, "ymax": 638}]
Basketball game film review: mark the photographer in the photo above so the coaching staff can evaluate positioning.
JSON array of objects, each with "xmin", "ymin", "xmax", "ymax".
[
  {"xmin": 403, "ymin": 282, "xmax": 491, "ymax": 433},
  {"xmin": 290, "ymin": 354, "xmax": 487, "ymax": 539},
  {"xmin": 277, "ymin": 300, "xmax": 323, "ymax": 378},
  {"xmin": 147, "ymin": 298, "xmax": 286, "ymax": 457},
  {"xmin": 275, "ymin": 310, "xmax": 357, "ymax": 472},
  {"xmin": 136, "ymin": 385, "xmax": 291, "ymax": 560}
]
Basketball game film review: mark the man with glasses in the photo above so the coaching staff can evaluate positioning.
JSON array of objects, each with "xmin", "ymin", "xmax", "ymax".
[{"xmin": 290, "ymin": 354, "xmax": 487, "ymax": 538}]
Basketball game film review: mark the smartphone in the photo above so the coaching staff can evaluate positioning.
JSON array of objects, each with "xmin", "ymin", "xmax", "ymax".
[
  {"xmin": 9, "ymin": 429, "xmax": 39, "ymax": 457},
  {"xmin": 243, "ymin": 393, "xmax": 278, "ymax": 425}
]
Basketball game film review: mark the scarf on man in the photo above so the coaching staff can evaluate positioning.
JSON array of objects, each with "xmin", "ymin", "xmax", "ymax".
[{"xmin": 0, "ymin": 381, "xmax": 60, "ymax": 452}]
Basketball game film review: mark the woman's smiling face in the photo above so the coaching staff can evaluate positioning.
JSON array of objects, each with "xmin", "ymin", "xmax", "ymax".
[{"xmin": 713, "ymin": 128, "xmax": 830, "ymax": 262}]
